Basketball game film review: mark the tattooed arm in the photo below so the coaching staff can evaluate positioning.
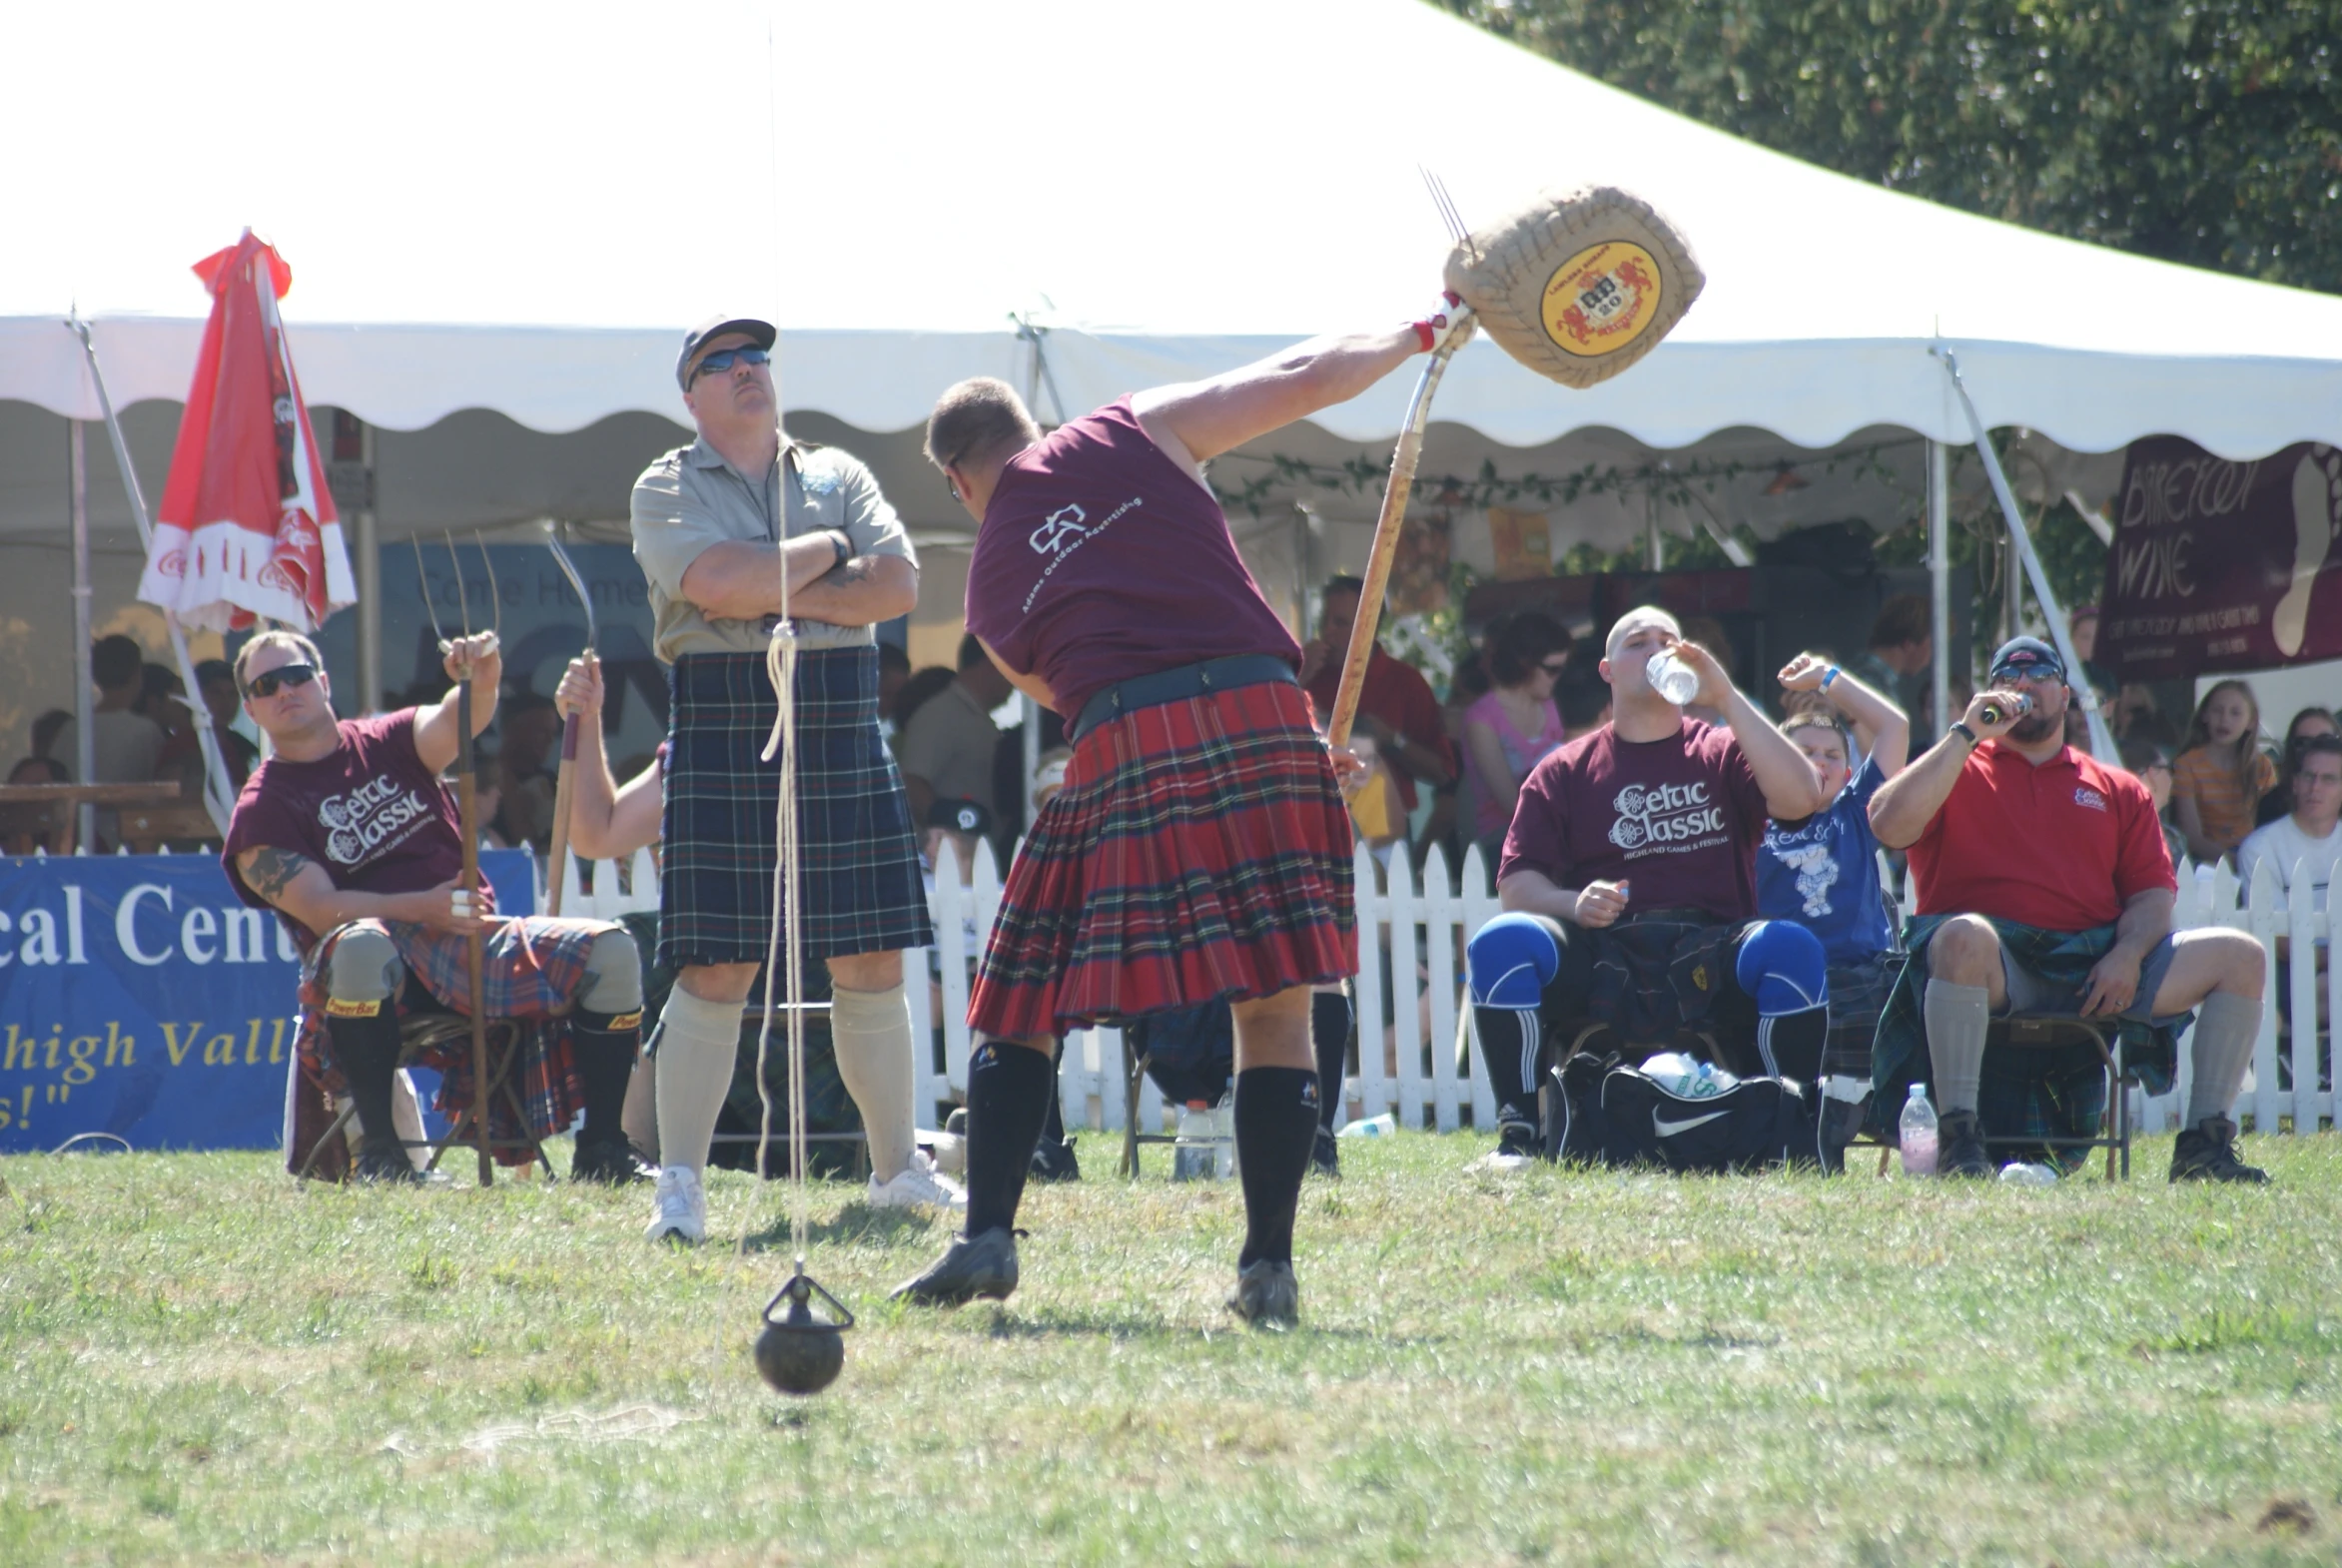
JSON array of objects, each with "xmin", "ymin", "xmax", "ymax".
[{"xmin": 235, "ymin": 846, "xmax": 480, "ymax": 938}]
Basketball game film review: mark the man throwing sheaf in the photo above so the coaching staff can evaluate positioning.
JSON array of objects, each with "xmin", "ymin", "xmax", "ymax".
[{"xmin": 222, "ymin": 630, "xmax": 647, "ymax": 1186}]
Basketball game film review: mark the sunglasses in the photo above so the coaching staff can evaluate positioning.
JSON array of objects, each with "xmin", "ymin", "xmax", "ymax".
[
  {"xmin": 244, "ymin": 663, "xmax": 318, "ymax": 700},
  {"xmin": 1989, "ymin": 664, "xmax": 2063, "ymax": 686},
  {"xmin": 1538, "ymin": 659, "xmax": 1570, "ymax": 676},
  {"xmin": 687, "ymin": 346, "xmax": 769, "ymax": 386}
]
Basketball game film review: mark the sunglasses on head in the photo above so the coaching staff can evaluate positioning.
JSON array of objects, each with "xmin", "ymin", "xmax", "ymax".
[
  {"xmin": 244, "ymin": 663, "xmax": 318, "ymax": 700},
  {"xmin": 687, "ymin": 346, "xmax": 770, "ymax": 386}
]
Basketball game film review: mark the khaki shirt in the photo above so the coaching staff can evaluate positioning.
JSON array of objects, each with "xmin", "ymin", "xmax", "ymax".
[
  {"xmin": 630, "ymin": 434, "xmax": 916, "ymax": 662},
  {"xmin": 894, "ymin": 678, "xmax": 1004, "ymax": 818}
]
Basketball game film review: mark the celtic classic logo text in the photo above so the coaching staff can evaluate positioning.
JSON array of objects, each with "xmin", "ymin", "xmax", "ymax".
[{"xmin": 1607, "ymin": 780, "xmax": 1726, "ymax": 854}]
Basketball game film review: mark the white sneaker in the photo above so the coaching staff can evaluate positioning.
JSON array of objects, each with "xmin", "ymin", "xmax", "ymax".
[
  {"xmin": 644, "ymin": 1165, "xmax": 706, "ymax": 1243},
  {"xmin": 867, "ymin": 1151, "xmax": 967, "ymax": 1211},
  {"xmin": 1471, "ymin": 1148, "xmax": 1534, "ymax": 1173}
]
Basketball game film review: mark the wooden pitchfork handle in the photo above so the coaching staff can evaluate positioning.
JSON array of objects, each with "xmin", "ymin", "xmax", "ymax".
[
  {"xmin": 544, "ymin": 699, "xmax": 580, "ymax": 917},
  {"xmin": 1325, "ymin": 336, "xmax": 1464, "ymax": 749},
  {"xmin": 453, "ymin": 672, "xmax": 494, "ymax": 1186}
]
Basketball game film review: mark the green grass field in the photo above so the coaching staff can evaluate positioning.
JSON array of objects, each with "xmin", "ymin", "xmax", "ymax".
[{"xmin": 4, "ymin": 1132, "xmax": 2340, "ymax": 1565}]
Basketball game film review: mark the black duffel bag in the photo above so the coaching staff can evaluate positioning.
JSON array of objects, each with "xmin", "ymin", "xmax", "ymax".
[{"xmin": 1543, "ymin": 1051, "xmax": 1845, "ymax": 1175}]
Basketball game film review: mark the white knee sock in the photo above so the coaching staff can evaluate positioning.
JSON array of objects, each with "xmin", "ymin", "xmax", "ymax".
[
  {"xmin": 653, "ymin": 988, "xmax": 741, "ymax": 1176},
  {"xmin": 1923, "ymin": 979, "xmax": 1990, "ymax": 1115},
  {"xmin": 829, "ymin": 981, "xmax": 918, "ymax": 1182},
  {"xmin": 2186, "ymin": 991, "xmax": 2262, "ymax": 1127},
  {"xmin": 619, "ymin": 1046, "xmax": 658, "ymax": 1166}
]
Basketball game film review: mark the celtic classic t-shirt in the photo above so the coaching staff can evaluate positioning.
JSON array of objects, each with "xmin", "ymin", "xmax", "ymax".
[
  {"xmin": 1498, "ymin": 718, "xmax": 1771, "ymax": 924},
  {"xmin": 222, "ymin": 709, "xmax": 465, "ymax": 951}
]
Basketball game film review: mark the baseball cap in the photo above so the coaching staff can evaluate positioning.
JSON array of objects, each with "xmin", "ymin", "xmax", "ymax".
[
  {"xmin": 925, "ymin": 798, "xmax": 995, "ymax": 838},
  {"xmin": 675, "ymin": 315, "xmax": 777, "ymax": 390},
  {"xmin": 1987, "ymin": 635, "xmax": 2065, "ymax": 682}
]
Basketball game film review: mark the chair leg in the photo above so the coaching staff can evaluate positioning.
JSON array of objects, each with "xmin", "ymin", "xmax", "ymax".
[
  {"xmin": 1122, "ymin": 1037, "xmax": 1144, "ymax": 1180},
  {"xmin": 297, "ymin": 1103, "xmax": 359, "ymax": 1180}
]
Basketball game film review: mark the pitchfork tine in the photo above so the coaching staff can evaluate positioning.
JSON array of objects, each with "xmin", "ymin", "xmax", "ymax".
[
  {"xmin": 446, "ymin": 531, "xmax": 472, "ymax": 639},
  {"xmin": 473, "ymin": 530, "xmax": 501, "ymax": 639},
  {"xmin": 412, "ymin": 533, "xmax": 449, "ymax": 651},
  {"xmin": 1420, "ymin": 165, "xmax": 1478, "ymax": 262}
]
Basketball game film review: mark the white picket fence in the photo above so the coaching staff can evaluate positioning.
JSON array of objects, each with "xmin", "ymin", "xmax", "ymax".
[{"xmin": 545, "ymin": 840, "xmax": 2337, "ymax": 1140}]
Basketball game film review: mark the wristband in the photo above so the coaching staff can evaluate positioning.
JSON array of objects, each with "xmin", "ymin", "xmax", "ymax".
[
  {"xmin": 1948, "ymin": 721, "xmax": 1978, "ymax": 749},
  {"xmin": 827, "ymin": 529, "xmax": 852, "ymax": 570},
  {"xmin": 1821, "ymin": 664, "xmax": 1840, "ymax": 692}
]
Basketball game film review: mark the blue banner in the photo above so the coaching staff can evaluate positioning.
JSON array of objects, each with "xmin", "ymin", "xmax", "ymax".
[{"xmin": 0, "ymin": 850, "xmax": 535, "ymax": 1153}]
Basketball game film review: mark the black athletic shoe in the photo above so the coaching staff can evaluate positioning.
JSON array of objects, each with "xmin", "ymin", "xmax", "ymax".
[
  {"xmin": 1474, "ymin": 1117, "xmax": 1539, "ymax": 1172},
  {"xmin": 2170, "ymin": 1116, "xmax": 2269, "ymax": 1184},
  {"xmin": 1308, "ymin": 1126, "xmax": 1340, "ymax": 1178},
  {"xmin": 890, "ymin": 1226, "xmax": 1020, "ymax": 1306},
  {"xmin": 1937, "ymin": 1109, "xmax": 1993, "ymax": 1178},
  {"xmin": 1030, "ymin": 1135, "xmax": 1082, "ymax": 1183},
  {"xmin": 571, "ymin": 1136, "xmax": 654, "ymax": 1185},
  {"xmin": 354, "ymin": 1135, "xmax": 425, "ymax": 1185},
  {"xmin": 1227, "ymin": 1258, "xmax": 1298, "ymax": 1330}
]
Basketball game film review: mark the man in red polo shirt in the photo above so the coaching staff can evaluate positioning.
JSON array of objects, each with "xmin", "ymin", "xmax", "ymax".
[
  {"xmin": 1298, "ymin": 575, "xmax": 1455, "ymax": 833},
  {"xmin": 1869, "ymin": 637, "xmax": 2268, "ymax": 1181}
]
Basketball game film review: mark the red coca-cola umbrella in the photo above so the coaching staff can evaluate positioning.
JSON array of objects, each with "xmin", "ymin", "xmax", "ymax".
[{"xmin": 137, "ymin": 230, "xmax": 354, "ymax": 632}]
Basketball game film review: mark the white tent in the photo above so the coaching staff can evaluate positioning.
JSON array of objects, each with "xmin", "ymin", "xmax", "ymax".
[{"xmin": 3, "ymin": 0, "xmax": 2337, "ymax": 759}]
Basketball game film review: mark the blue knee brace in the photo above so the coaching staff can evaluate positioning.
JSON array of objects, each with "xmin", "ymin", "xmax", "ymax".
[
  {"xmin": 1467, "ymin": 914, "xmax": 1561, "ymax": 1008},
  {"xmin": 1735, "ymin": 920, "xmax": 1829, "ymax": 1018}
]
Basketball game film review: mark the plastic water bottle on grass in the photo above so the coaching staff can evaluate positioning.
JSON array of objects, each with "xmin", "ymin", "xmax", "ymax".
[
  {"xmin": 1899, "ymin": 1083, "xmax": 1939, "ymax": 1176},
  {"xmin": 1173, "ymin": 1101, "xmax": 1217, "ymax": 1181}
]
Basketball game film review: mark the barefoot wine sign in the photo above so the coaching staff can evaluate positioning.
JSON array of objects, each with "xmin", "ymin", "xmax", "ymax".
[{"xmin": 2097, "ymin": 436, "xmax": 2342, "ymax": 680}]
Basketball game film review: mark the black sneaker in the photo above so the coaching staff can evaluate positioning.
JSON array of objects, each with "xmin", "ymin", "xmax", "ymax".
[
  {"xmin": 354, "ymin": 1135, "xmax": 425, "ymax": 1185},
  {"xmin": 1226, "ymin": 1258, "xmax": 1298, "ymax": 1329},
  {"xmin": 1030, "ymin": 1135, "xmax": 1082, "ymax": 1183},
  {"xmin": 1937, "ymin": 1109, "xmax": 1993, "ymax": 1178},
  {"xmin": 1308, "ymin": 1126, "xmax": 1340, "ymax": 1178},
  {"xmin": 890, "ymin": 1226, "xmax": 1020, "ymax": 1306},
  {"xmin": 1474, "ymin": 1114, "xmax": 1539, "ymax": 1172},
  {"xmin": 571, "ymin": 1135, "xmax": 654, "ymax": 1185},
  {"xmin": 2170, "ymin": 1116, "xmax": 2270, "ymax": 1184}
]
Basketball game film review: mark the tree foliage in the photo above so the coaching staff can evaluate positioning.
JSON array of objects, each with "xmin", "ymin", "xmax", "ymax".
[{"xmin": 1435, "ymin": 0, "xmax": 2342, "ymax": 295}]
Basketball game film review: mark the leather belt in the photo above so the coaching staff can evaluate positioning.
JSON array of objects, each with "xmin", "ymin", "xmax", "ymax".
[{"xmin": 1069, "ymin": 654, "xmax": 1298, "ymax": 743}]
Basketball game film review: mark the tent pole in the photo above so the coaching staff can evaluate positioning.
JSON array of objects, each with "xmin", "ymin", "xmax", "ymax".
[
  {"xmin": 1935, "ymin": 349, "xmax": 2115, "ymax": 759},
  {"xmin": 355, "ymin": 420, "xmax": 382, "ymax": 715},
  {"xmin": 69, "ymin": 419, "xmax": 96, "ymax": 853},
  {"xmin": 67, "ymin": 318, "xmax": 235, "ymax": 835},
  {"xmin": 1928, "ymin": 439, "xmax": 1950, "ymax": 733}
]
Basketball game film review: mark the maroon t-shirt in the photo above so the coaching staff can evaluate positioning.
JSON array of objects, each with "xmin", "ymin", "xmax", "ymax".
[
  {"xmin": 221, "ymin": 710, "xmax": 465, "ymax": 950},
  {"xmin": 1498, "ymin": 718, "xmax": 1771, "ymax": 924},
  {"xmin": 963, "ymin": 398, "xmax": 1301, "ymax": 721}
]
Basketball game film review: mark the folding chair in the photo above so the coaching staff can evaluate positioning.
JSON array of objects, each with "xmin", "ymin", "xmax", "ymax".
[
  {"xmin": 1981, "ymin": 1013, "xmax": 2133, "ymax": 1180},
  {"xmin": 706, "ymin": 999, "xmax": 870, "ymax": 1180},
  {"xmin": 296, "ymin": 1012, "xmax": 556, "ymax": 1181},
  {"xmin": 1120, "ymin": 1021, "xmax": 1181, "ymax": 1178}
]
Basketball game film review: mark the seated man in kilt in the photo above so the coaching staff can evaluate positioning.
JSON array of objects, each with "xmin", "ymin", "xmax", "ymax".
[
  {"xmin": 630, "ymin": 316, "xmax": 947, "ymax": 1245},
  {"xmin": 1757, "ymin": 652, "xmax": 1910, "ymax": 1102},
  {"xmin": 223, "ymin": 630, "xmax": 646, "ymax": 1185},
  {"xmin": 891, "ymin": 301, "xmax": 1465, "ymax": 1326},
  {"xmin": 1867, "ymin": 637, "xmax": 2269, "ymax": 1180},
  {"xmin": 1464, "ymin": 608, "xmax": 1834, "ymax": 1169}
]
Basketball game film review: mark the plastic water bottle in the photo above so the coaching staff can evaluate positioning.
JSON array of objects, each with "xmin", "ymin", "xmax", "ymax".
[
  {"xmin": 1173, "ymin": 1101, "xmax": 1217, "ymax": 1181},
  {"xmin": 1213, "ymin": 1091, "xmax": 1237, "ymax": 1179},
  {"xmin": 1899, "ymin": 1082, "xmax": 1939, "ymax": 1176},
  {"xmin": 1647, "ymin": 647, "xmax": 1700, "ymax": 706},
  {"xmin": 1337, "ymin": 1113, "xmax": 1396, "ymax": 1140},
  {"xmin": 1641, "ymin": 1053, "xmax": 1738, "ymax": 1099}
]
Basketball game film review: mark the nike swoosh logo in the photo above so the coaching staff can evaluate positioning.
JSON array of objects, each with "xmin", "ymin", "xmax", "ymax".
[{"xmin": 1653, "ymin": 1110, "xmax": 1728, "ymax": 1137}]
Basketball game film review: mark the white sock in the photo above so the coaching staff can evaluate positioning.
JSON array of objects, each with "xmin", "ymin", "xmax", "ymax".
[
  {"xmin": 2186, "ymin": 991, "xmax": 2262, "ymax": 1127},
  {"xmin": 1923, "ymin": 979, "xmax": 1990, "ymax": 1115},
  {"xmin": 829, "ymin": 981, "xmax": 919, "ymax": 1182},
  {"xmin": 619, "ymin": 1046, "xmax": 658, "ymax": 1166},
  {"xmin": 653, "ymin": 987, "xmax": 741, "ymax": 1176}
]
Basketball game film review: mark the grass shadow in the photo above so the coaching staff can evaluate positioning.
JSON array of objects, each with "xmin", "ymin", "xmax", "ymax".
[{"xmin": 739, "ymin": 1205, "xmax": 945, "ymax": 1253}]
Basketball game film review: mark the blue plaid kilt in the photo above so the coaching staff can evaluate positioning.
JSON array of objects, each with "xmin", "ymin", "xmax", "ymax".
[
  {"xmin": 660, "ymin": 647, "xmax": 932, "ymax": 969},
  {"xmin": 290, "ymin": 914, "xmax": 608, "ymax": 1170}
]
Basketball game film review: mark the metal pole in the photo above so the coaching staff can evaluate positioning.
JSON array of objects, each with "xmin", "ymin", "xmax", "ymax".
[
  {"xmin": 69, "ymin": 420, "xmax": 95, "ymax": 852},
  {"xmin": 1935, "ymin": 349, "xmax": 2116, "ymax": 759},
  {"xmin": 355, "ymin": 420, "xmax": 382, "ymax": 715},
  {"xmin": 1928, "ymin": 439, "xmax": 1950, "ymax": 733}
]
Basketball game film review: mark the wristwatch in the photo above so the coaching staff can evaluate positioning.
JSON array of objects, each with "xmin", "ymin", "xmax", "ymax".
[
  {"xmin": 826, "ymin": 528, "xmax": 853, "ymax": 570},
  {"xmin": 1948, "ymin": 720, "xmax": 1979, "ymax": 748}
]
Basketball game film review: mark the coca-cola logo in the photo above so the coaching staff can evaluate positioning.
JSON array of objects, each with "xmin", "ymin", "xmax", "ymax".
[{"xmin": 1608, "ymin": 780, "xmax": 1726, "ymax": 853}]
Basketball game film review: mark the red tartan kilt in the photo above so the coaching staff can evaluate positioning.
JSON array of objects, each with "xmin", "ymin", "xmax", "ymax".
[{"xmin": 968, "ymin": 680, "xmax": 1355, "ymax": 1040}]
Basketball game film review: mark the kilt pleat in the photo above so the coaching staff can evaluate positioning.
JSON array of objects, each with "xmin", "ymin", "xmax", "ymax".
[
  {"xmin": 660, "ymin": 647, "xmax": 933, "ymax": 969},
  {"xmin": 969, "ymin": 680, "xmax": 1354, "ymax": 1040}
]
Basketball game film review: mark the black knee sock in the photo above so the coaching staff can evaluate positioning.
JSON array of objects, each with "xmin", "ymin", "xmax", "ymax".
[
  {"xmin": 1234, "ymin": 1067, "xmax": 1319, "ymax": 1268},
  {"xmin": 1310, "ymin": 993, "xmax": 1351, "ymax": 1132},
  {"xmin": 1473, "ymin": 1005, "xmax": 1544, "ymax": 1130},
  {"xmin": 1039, "ymin": 1038, "xmax": 1067, "ymax": 1148},
  {"xmin": 569, "ymin": 1008, "xmax": 640, "ymax": 1143},
  {"xmin": 1755, "ymin": 1006, "xmax": 1829, "ymax": 1088},
  {"xmin": 963, "ymin": 1041, "xmax": 1057, "ymax": 1236},
  {"xmin": 327, "ymin": 1011, "xmax": 403, "ymax": 1150}
]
